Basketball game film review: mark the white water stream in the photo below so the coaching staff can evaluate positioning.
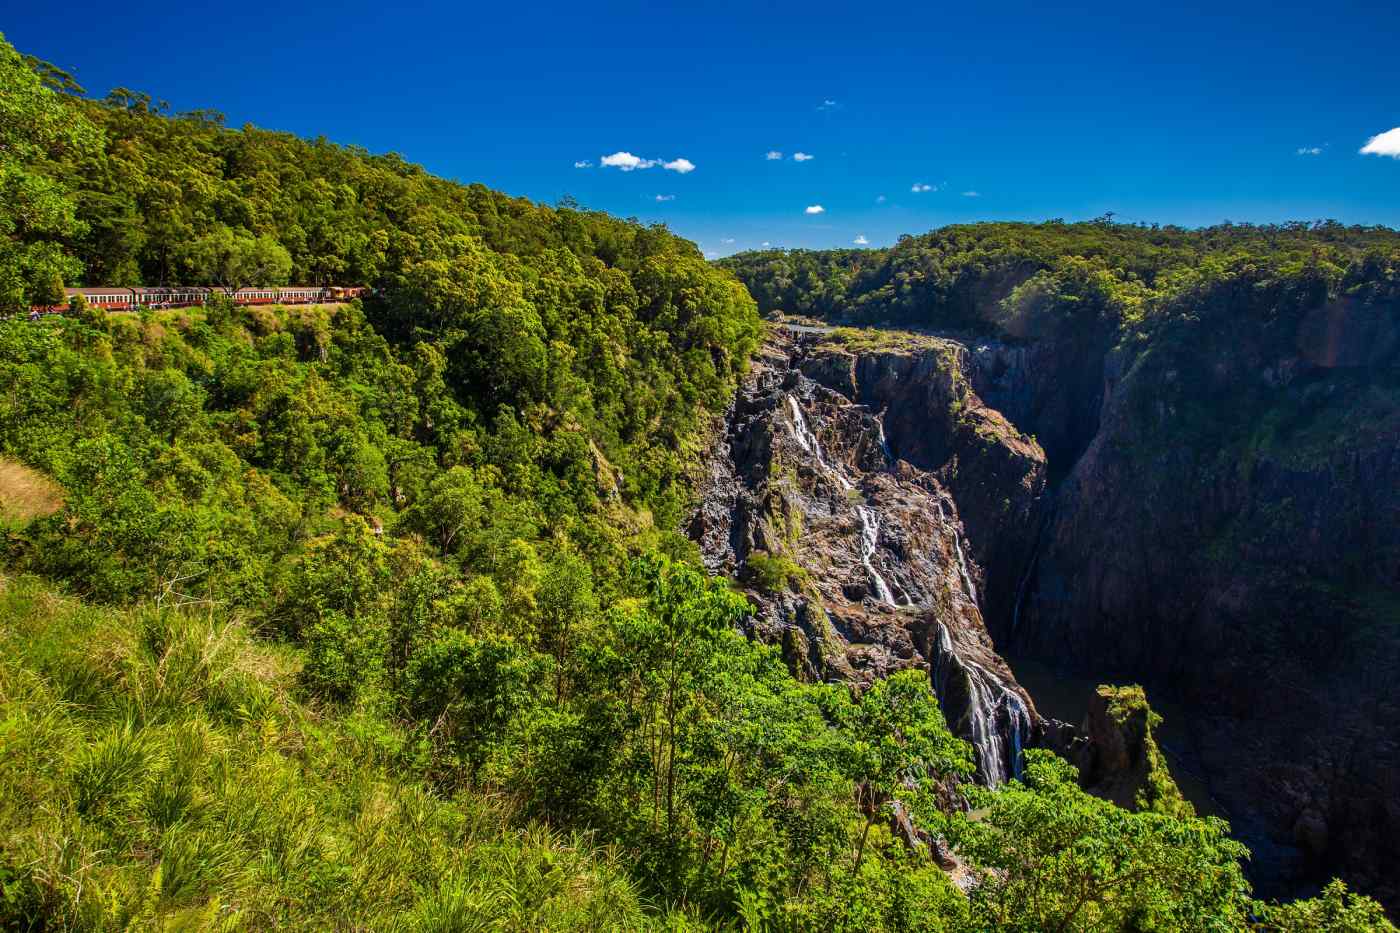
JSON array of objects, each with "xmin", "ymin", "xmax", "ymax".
[
  {"xmin": 857, "ymin": 505, "xmax": 897, "ymax": 606},
  {"xmin": 931, "ymin": 623, "xmax": 1031, "ymax": 785}
]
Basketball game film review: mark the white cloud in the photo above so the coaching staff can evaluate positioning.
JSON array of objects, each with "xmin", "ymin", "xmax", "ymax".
[
  {"xmin": 601, "ymin": 151, "xmax": 655, "ymax": 171},
  {"xmin": 722, "ymin": 237, "xmax": 735, "ymax": 244},
  {"xmin": 612, "ymin": 153, "xmax": 654, "ymax": 170},
  {"xmin": 599, "ymin": 151, "xmax": 696, "ymax": 172},
  {"xmin": 805, "ymin": 205, "xmax": 825, "ymax": 215},
  {"xmin": 1360, "ymin": 128, "xmax": 1400, "ymax": 158},
  {"xmin": 962, "ymin": 190, "xmax": 980, "ymax": 198},
  {"xmin": 911, "ymin": 183, "xmax": 935, "ymax": 193},
  {"xmin": 654, "ymin": 194, "xmax": 675, "ymax": 202},
  {"xmin": 766, "ymin": 150, "xmax": 784, "ymax": 160},
  {"xmin": 876, "ymin": 194, "xmax": 887, "ymax": 204},
  {"xmin": 854, "ymin": 235, "xmax": 869, "ymax": 245},
  {"xmin": 792, "ymin": 151, "xmax": 814, "ymax": 161},
  {"xmin": 762, "ymin": 241, "xmax": 771, "ymax": 248},
  {"xmin": 573, "ymin": 159, "xmax": 593, "ymax": 168},
  {"xmin": 1296, "ymin": 147, "xmax": 1323, "ymax": 156},
  {"xmin": 817, "ymin": 99, "xmax": 840, "ymax": 111}
]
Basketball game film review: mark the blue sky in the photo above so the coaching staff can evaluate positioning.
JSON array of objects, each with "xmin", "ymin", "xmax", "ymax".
[{"xmin": 8, "ymin": 0, "xmax": 1400, "ymax": 256}]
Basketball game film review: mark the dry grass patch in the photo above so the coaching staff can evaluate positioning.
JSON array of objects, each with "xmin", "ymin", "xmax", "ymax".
[{"xmin": 0, "ymin": 457, "xmax": 63, "ymax": 526}]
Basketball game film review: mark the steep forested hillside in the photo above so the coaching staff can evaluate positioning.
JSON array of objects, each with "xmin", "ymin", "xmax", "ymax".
[{"xmin": 2, "ymin": 32, "xmax": 1396, "ymax": 930}]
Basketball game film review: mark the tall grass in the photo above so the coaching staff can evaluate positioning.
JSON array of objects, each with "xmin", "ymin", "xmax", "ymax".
[{"xmin": 0, "ymin": 576, "xmax": 668, "ymax": 930}]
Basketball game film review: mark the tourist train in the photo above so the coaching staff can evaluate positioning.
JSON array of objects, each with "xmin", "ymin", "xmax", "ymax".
[{"xmin": 28, "ymin": 285, "xmax": 367, "ymax": 316}]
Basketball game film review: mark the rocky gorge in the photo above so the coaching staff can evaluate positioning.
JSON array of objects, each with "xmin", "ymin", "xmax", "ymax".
[{"xmin": 691, "ymin": 304, "xmax": 1400, "ymax": 910}]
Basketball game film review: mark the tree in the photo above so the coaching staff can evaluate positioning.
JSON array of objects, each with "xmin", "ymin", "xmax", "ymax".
[
  {"xmin": 837, "ymin": 670, "xmax": 973, "ymax": 874},
  {"xmin": 946, "ymin": 750, "xmax": 1252, "ymax": 931},
  {"xmin": 1252, "ymin": 879, "xmax": 1398, "ymax": 932},
  {"xmin": 0, "ymin": 33, "xmax": 101, "ymax": 310},
  {"xmin": 179, "ymin": 226, "xmax": 292, "ymax": 294},
  {"xmin": 537, "ymin": 551, "xmax": 596, "ymax": 700}
]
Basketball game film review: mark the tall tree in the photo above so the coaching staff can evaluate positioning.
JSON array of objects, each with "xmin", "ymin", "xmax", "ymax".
[{"xmin": 0, "ymin": 33, "xmax": 101, "ymax": 309}]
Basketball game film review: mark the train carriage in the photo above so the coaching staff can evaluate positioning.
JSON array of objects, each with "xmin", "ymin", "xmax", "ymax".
[{"xmin": 25, "ymin": 285, "xmax": 368, "ymax": 317}]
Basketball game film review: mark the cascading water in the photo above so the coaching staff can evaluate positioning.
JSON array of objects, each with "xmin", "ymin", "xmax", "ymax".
[
  {"xmin": 785, "ymin": 392, "xmax": 852, "ymax": 490},
  {"xmin": 857, "ymin": 505, "xmax": 897, "ymax": 606},
  {"xmin": 952, "ymin": 534, "xmax": 979, "ymax": 606},
  {"xmin": 930, "ymin": 623, "xmax": 1031, "ymax": 785},
  {"xmin": 933, "ymin": 497, "xmax": 979, "ymax": 606}
]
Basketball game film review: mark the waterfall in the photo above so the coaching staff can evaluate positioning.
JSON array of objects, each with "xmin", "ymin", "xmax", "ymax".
[
  {"xmin": 952, "ymin": 533, "xmax": 979, "ymax": 605},
  {"xmin": 930, "ymin": 623, "xmax": 1031, "ymax": 785},
  {"xmin": 857, "ymin": 505, "xmax": 896, "ymax": 606},
  {"xmin": 785, "ymin": 393, "xmax": 852, "ymax": 490},
  {"xmin": 786, "ymin": 394, "xmax": 817, "ymax": 456},
  {"xmin": 876, "ymin": 413, "xmax": 893, "ymax": 463},
  {"xmin": 933, "ymin": 496, "xmax": 979, "ymax": 606}
]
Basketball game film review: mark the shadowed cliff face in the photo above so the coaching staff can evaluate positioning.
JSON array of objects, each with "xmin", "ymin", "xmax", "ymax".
[
  {"xmin": 1004, "ymin": 293, "xmax": 1400, "ymax": 907},
  {"xmin": 689, "ymin": 329, "xmax": 1046, "ymax": 784}
]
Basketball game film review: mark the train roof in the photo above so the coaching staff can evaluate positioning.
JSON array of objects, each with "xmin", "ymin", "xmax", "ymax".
[{"xmin": 62, "ymin": 285, "xmax": 334, "ymax": 296}]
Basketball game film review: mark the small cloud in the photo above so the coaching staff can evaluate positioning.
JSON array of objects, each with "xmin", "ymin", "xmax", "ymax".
[
  {"xmin": 766, "ymin": 150, "xmax": 784, "ymax": 160},
  {"xmin": 1360, "ymin": 128, "xmax": 1400, "ymax": 158},
  {"xmin": 875, "ymin": 194, "xmax": 887, "ymax": 204},
  {"xmin": 804, "ymin": 205, "xmax": 825, "ymax": 215},
  {"xmin": 911, "ymin": 183, "xmax": 935, "ymax": 193},
  {"xmin": 573, "ymin": 159, "xmax": 593, "ymax": 168},
  {"xmin": 654, "ymin": 194, "xmax": 675, "ymax": 202},
  {"xmin": 961, "ymin": 190, "xmax": 980, "ymax": 198},
  {"xmin": 704, "ymin": 250, "xmax": 719, "ymax": 259},
  {"xmin": 792, "ymin": 151, "xmax": 814, "ymax": 161},
  {"xmin": 817, "ymin": 99, "xmax": 840, "ymax": 111},
  {"xmin": 854, "ymin": 235, "xmax": 869, "ymax": 245},
  {"xmin": 601, "ymin": 151, "xmax": 655, "ymax": 171},
  {"xmin": 663, "ymin": 157, "xmax": 696, "ymax": 173},
  {"xmin": 1296, "ymin": 147, "xmax": 1323, "ymax": 156},
  {"xmin": 721, "ymin": 237, "xmax": 735, "ymax": 244},
  {"xmin": 762, "ymin": 241, "xmax": 771, "ymax": 247}
]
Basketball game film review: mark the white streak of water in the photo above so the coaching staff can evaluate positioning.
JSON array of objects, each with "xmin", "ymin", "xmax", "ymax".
[{"xmin": 857, "ymin": 505, "xmax": 896, "ymax": 605}]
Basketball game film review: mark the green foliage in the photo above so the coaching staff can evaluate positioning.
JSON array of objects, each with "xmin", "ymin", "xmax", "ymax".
[
  {"xmin": 720, "ymin": 220, "xmax": 1400, "ymax": 342},
  {"xmin": 743, "ymin": 548, "xmax": 806, "ymax": 592},
  {"xmin": 0, "ymin": 32, "xmax": 101, "ymax": 311},
  {"xmin": 947, "ymin": 750, "xmax": 1252, "ymax": 931},
  {"xmin": 0, "ymin": 575, "xmax": 662, "ymax": 930},
  {"xmin": 1251, "ymin": 879, "xmax": 1398, "ymax": 932}
]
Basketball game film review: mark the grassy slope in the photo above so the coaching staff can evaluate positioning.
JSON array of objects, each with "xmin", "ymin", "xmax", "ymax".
[{"xmin": 0, "ymin": 575, "xmax": 666, "ymax": 931}]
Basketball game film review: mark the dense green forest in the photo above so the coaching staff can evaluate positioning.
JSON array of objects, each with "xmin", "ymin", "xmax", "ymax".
[
  {"xmin": 719, "ymin": 221, "xmax": 1400, "ymax": 341},
  {"xmin": 1, "ymin": 32, "xmax": 1396, "ymax": 930}
]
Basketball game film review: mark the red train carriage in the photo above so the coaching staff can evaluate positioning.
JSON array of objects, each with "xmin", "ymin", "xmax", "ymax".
[{"xmin": 26, "ymin": 285, "xmax": 368, "ymax": 317}]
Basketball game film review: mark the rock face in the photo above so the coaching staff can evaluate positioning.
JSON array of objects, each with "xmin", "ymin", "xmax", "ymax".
[
  {"xmin": 689, "ymin": 329, "xmax": 1046, "ymax": 784},
  {"xmin": 1007, "ymin": 291, "xmax": 1400, "ymax": 907}
]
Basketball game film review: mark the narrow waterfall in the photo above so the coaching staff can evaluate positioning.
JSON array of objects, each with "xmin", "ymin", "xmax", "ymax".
[
  {"xmin": 930, "ymin": 623, "xmax": 1031, "ymax": 785},
  {"xmin": 785, "ymin": 392, "xmax": 852, "ymax": 490},
  {"xmin": 933, "ymin": 497, "xmax": 979, "ymax": 606},
  {"xmin": 952, "ymin": 533, "xmax": 979, "ymax": 605},
  {"xmin": 857, "ymin": 504, "xmax": 897, "ymax": 605},
  {"xmin": 876, "ymin": 413, "xmax": 894, "ymax": 463},
  {"xmin": 786, "ymin": 394, "xmax": 817, "ymax": 456}
]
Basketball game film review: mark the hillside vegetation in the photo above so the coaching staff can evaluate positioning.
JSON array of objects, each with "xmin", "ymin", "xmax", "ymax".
[
  {"xmin": 719, "ymin": 221, "xmax": 1400, "ymax": 339},
  {"xmin": 1, "ymin": 32, "xmax": 1396, "ymax": 930}
]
